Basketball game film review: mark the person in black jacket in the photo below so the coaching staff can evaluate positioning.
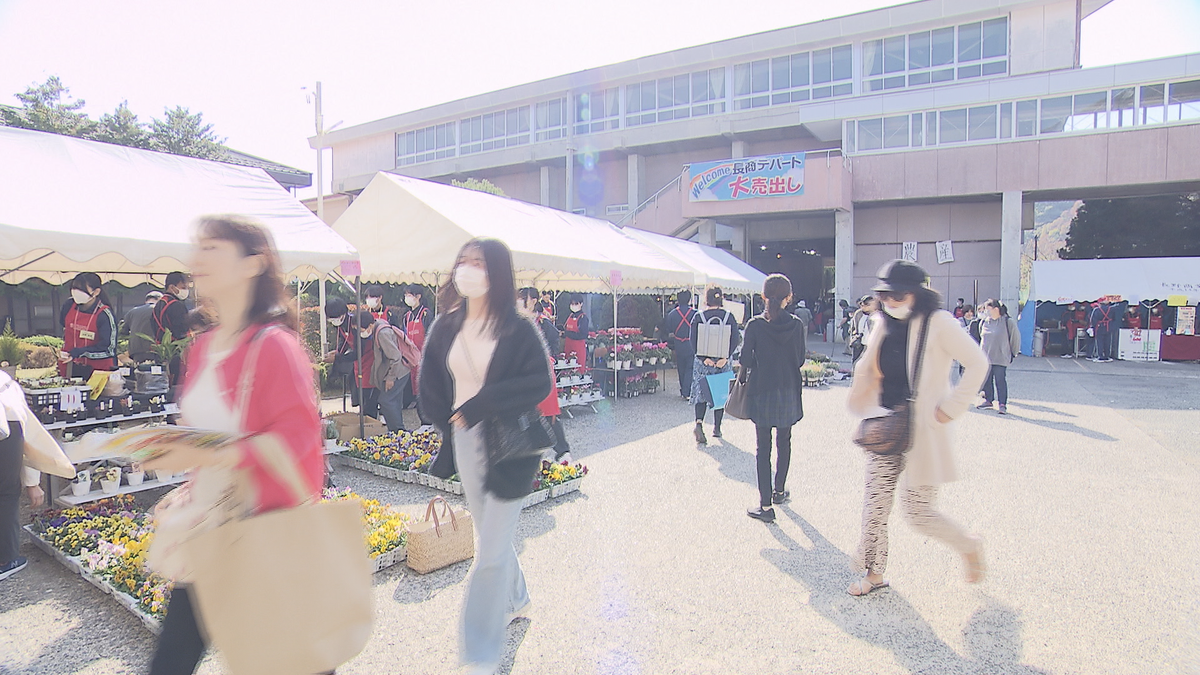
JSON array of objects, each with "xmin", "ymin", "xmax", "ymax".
[
  {"xmin": 418, "ymin": 238, "xmax": 552, "ymax": 675},
  {"xmin": 739, "ymin": 274, "xmax": 806, "ymax": 523}
]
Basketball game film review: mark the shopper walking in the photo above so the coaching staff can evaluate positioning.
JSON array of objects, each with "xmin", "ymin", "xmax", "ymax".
[
  {"xmin": 978, "ymin": 299, "xmax": 1021, "ymax": 414},
  {"xmin": 846, "ymin": 260, "xmax": 989, "ymax": 596},
  {"xmin": 849, "ymin": 295, "xmax": 877, "ymax": 365},
  {"xmin": 142, "ymin": 216, "xmax": 332, "ymax": 674},
  {"xmin": 519, "ymin": 287, "xmax": 570, "ymax": 462},
  {"xmin": 358, "ymin": 310, "xmax": 411, "ymax": 432},
  {"xmin": 690, "ymin": 286, "xmax": 740, "ymax": 444},
  {"xmin": 739, "ymin": 274, "xmax": 805, "ymax": 523},
  {"xmin": 419, "ymin": 238, "xmax": 553, "ymax": 675},
  {"xmin": 665, "ymin": 291, "xmax": 697, "ymax": 399}
]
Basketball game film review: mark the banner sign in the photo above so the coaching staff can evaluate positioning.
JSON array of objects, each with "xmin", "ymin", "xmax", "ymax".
[
  {"xmin": 340, "ymin": 259, "xmax": 362, "ymax": 277},
  {"xmin": 936, "ymin": 240, "xmax": 954, "ymax": 264},
  {"xmin": 687, "ymin": 153, "xmax": 805, "ymax": 202},
  {"xmin": 1178, "ymin": 306, "xmax": 1196, "ymax": 336},
  {"xmin": 1118, "ymin": 328, "xmax": 1161, "ymax": 362},
  {"xmin": 902, "ymin": 242, "xmax": 918, "ymax": 262}
]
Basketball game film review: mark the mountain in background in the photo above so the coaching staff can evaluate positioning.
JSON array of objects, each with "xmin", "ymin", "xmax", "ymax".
[{"xmin": 1020, "ymin": 200, "xmax": 1079, "ymax": 303}]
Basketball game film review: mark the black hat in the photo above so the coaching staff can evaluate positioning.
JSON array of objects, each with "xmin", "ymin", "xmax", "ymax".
[{"xmin": 872, "ymin": 260, "xmax": 927, "ymax": 294}]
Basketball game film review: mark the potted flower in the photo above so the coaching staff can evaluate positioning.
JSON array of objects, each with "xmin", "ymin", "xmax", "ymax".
[
  {"xmin": 0, "ymin": 319, "xmax": 24, "ymax": 379},
  {"xmin": 71, "ymin": 470, "xmax": 91, "ymax": 497},
  {"xmin": 567, "ymin": 351, "xmax": 579, "ymax": 367},
  {"xmin": 126, "ymin": 463, "xmax": 145, "ymax": 487},
  {"xmin": 323, "ymin": 418, "xmax": 340, "ymax": 451},
  {"xmin": 632, "ymin": 342, "xmax": 645, "ymax": 368},
  {"xmin": 99, "ymin": 467, "xmax": 122, "ymax": 494},
  {"xmin": 556, "ymin": 352, "xmax": 568, "ymax": 368}
]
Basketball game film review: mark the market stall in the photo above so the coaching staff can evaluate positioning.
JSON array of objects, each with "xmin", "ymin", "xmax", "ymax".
[{"xmin": 1029, "ymin": 257, "xmax": 1200, "ymax": 361}]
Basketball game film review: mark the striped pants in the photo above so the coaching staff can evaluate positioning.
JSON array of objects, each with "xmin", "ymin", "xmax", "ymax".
[{"xmin": 855, "ymin": 452, "xmax": 977, "ymax": 576}]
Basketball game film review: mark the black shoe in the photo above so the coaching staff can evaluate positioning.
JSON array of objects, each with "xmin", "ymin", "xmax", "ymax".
[
  {"xmin": 0, "ymin": 556, "xmax": 28, "ymax": 581},
  {"xmin": 694, "ymin": 424, "xmax": 707, "ymax": 445},
  {"xmin": 772, "ymin": 490, "xmax": 790, "ymax": 504},
  {"xmin": 712, "ymin": 426, "xmax": 722, "ymax": 438},
  {"xmin": 747, "ymin": 506, "xmax": 775, "ymax": 522}
]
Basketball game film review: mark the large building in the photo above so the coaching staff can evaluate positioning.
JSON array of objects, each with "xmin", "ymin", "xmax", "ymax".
[{"xmin": 314, "ymin": 0, "xmax": 1200, "ymax": 307}]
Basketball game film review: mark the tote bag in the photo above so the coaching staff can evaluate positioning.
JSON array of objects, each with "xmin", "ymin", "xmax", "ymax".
[
  {"xmin": 724, "ymin": 375, "xmax": 751, "ymax": 420},
  {"xmin": 407, "ymin": 496, "xmax": 474, "ymax": 574},
  {"xmin": 705, "ymin": 371, "xmax": 736, "ymax": 410}
]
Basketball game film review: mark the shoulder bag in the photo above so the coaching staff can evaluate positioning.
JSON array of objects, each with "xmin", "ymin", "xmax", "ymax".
[
  {"xmin": 852, "ymin": 313, "xmax": 932, "ymax": 456},
  {"xmin": 407, "ymin": 496, "xmax": 475, "ymax": 574},
  {"xmin": 458, "ymin": 329, "xmax": 555, "ymax": 464}
]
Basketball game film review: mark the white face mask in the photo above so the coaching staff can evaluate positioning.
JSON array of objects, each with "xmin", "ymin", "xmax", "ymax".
[
  {"xmin": 329, "ymin": 316, "xmax": 344, "ymax": 327},
  {"xmin": 360, "ymin": 329, "xmax": 373, "ymax": 339},
  {"xmin": 405, "ymin": 296, "xmax": 419, "ymax": 308},
  {"xmin": 454, "ymin": 265, "xmax": 489, "ymax": 299},
  {"xmin": 883, "ymin": 303, "xmax": 913, "ymax": 320},
  {"xmin": 175, "ymin": 288, "xmax": 190, "ymax": 301},
  {"xmin": 71, "ymin": 289, "xmax": 93, "ymax": 305},
  {"xmin": 570, "ymin": 304, "xmax": 583, "ymax": 313},
  {"xmin": 365, "ymin": 297, "xmax": 381, "ymax": 309}
]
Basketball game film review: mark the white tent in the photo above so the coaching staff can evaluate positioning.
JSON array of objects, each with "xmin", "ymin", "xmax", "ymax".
[
  {"xmin": 623, "ymin": 228, "xmax": 768, "ymax": 295},
  {"xmin": 1031, "ymin": 257, "xmax": 1200, "ymax": 304},
  {"xmin": 0, "ymin": 126, "xmax": 357, "ymax": 285},
  {"xmin": 332, "ymin": 172, "xmax": 698, "ymax": 292}
]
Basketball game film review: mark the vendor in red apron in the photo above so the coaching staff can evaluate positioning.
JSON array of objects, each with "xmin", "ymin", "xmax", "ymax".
[
  {"xmin": 561, "ymin": 294, "xmax": 590, "ymax": 365},
  {"xmin": 152, "ymin": 271, "xmax": 191, "ymax": 385},
  {"xmin": 1148, "ymin": 302, "xmax": 1165, "ymax": 330},
  {"xmin": 401, "ymin": 284, "xmax": 432, "ymax": 421},
  {"xmin": 520, "ymin": 287, "xmax": 571, "ymax": 461},
  {"xmin": 364, "ymin": 285, "xmax": 400, "ymax": 327},
  {"xmin": 323, "ymin": 299, "xmax": 359, "ymax": 404},
  {"xmin": 1123, "ymin": 306, "xmax": 1142, "ymax": 329},
  {"xmin": 57, "ymin": 272, "xmax": 118, "ymax": 380}
]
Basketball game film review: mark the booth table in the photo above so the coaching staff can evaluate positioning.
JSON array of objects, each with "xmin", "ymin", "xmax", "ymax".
[{"xmin": 1160, "ymin": 334, "xmax": 1200, "ymax": 361}]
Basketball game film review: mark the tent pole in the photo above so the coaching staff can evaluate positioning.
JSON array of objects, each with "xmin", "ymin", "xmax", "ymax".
[
  {"xmin": 319, "ymin": 275, "xmax": 328, "ymax": 358},
  {"xmin": 356, "ymin": 275, "xmax": 364, "ymax": 439},
  {"xmin": 613, "ymin": 286, "xmax": 618, "ymax": 406}
]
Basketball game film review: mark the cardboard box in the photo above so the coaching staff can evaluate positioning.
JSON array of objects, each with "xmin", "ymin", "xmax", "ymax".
[{"xmin": 327, "ymin": 412, "xmax": 387, "ymax": 442}]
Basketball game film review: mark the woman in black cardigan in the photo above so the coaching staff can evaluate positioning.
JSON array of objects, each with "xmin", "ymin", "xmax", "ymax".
[
  {"xmin": 738, "ymin": 274, "xmax": 806, "ymax": 523},
  {"xmin": 418, "ymin": 238, "xmax": 553, "ymax": 675}
]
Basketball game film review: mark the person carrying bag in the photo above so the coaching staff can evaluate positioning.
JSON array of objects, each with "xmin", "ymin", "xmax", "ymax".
[{"xmin": 143, "ymin": 216, "xmax": 371, "ymax": 675}]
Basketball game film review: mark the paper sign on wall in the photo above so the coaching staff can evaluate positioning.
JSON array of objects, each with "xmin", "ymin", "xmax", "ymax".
[
  {"xmin": 902, "ymin": 241, "xmax": 918, "ymax": 262},
  {"xmin": 1178, "ymin": 306, "xmax": 1196, "ymax": 336},
  {"xmin": 935, "ymin": 240, "xmax": 954, "ymax": 264},
  {"xmin": 340, "ymin": 259, "xmax": 362, "ymax": 277}
]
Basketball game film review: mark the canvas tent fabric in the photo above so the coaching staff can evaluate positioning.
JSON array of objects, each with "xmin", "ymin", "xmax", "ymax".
[
  {"xmin": 622, "ymin": 228, "xmax": 767, "ymax": 294},
  {"xmin": 1031, "ymin": 257, "xmax": 1200, "ymax": 304},
  {"xmin": 0, "ymin": 126, "xmax": 357, "ymax": 285},
  {"xmin": 332, "ymin": 172, "xmax": 700, "ymax": 293}
]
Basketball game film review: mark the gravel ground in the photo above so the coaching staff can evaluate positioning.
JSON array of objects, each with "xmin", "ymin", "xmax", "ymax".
[{"xmin": 3, "ymin": 352, "xmax": 1199, "ymax": 675}]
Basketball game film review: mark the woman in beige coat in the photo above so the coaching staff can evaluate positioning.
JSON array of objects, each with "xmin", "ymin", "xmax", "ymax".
[{"xmin": 846, "ymin": 260, "xmax": 990, "ymax": 596}]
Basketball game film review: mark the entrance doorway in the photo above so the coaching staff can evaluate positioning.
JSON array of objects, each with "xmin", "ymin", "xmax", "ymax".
[{"xmin": 750, "ymin": 238, "xmax": 835, "ymax": 304}]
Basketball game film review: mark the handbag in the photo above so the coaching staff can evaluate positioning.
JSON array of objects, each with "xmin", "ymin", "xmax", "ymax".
[
  {"xmin": 483, "ymin": 410, "xmax": 555, "ymax": 464},
  {"xmin": 853, "ymin": 314, "xmax": 932, "ymax": 456},
  {"xmin": 179, "ymin": 327, "xmax": 374, "ymax": 675},
  {"xmin": 724, "ymin": 372, "xmax": 750, "ymax": 420},
  {"xmin": 406, "ymin": 496, "xmax": 475, "ymax": 574}
]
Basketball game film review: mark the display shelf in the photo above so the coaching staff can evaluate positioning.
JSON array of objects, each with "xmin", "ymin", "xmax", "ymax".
[
  {"xmin": 553, "ymin": 361, "xmax": 581, "ymax": 371},
  {"xmin": 55, "ymin": 475, "xmax": 187, "ymax": 507},
  {"xmin": 555, "ymin": 376, "xmax": 593, "ymax": 389},
  {"xmin": 44, "ymin": 408, "xmax": 172, "ymax": 432}
]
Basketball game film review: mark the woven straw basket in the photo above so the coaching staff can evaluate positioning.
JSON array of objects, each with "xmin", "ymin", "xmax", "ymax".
[{"xmin": 406, "ymin": 497, "xmax": 474, "ymax": 574}]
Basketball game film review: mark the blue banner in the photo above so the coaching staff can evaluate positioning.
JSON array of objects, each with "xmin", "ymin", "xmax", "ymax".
[{"xmin": 688, "ymin": 152, "xmax": 805, "ymax": 202}]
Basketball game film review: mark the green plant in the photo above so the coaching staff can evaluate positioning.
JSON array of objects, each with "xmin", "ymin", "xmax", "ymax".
[
  {"xmin": 22, "ymin": 335, "xmax": 64, "ymax": 350},
  {"xmin": 137, "ymin": 329, "xmax": 192, "ymax": 365},
  {"xmin": 451, "ymin": 177, "xmax": 506, "ymax": 197},
  {"xmin": 0, "ymin": 320, "xmax": 24, "ymax": 367}
]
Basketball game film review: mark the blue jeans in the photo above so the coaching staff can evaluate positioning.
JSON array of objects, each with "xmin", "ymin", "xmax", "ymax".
[
  {"xmin": 453, "ymin": 426, "xmax": 529, "ymax": 668},
  {"xmin": 377, "ymin": 374, "xmax": 408, "ymax": 432},
  {"xmin": 982, "ymin": 365, "xmax": 1008, "ymax": 405}
]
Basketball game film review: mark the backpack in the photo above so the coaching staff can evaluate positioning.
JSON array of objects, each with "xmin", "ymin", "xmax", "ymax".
[
  {"xmin": 695, "ymin": 310, "xmax": 733, "ymax": 358},
  {"xmin": 383, "ymin": 325, "xmax": 422, "ymax": 369}
]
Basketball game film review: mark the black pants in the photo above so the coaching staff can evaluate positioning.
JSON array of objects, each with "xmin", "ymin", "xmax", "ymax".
[
  {"xmin": 360, "ymin": 386, "xmax": 381, "ymax": 420},
  {"xmin": 754, "ymin": 423, "xmax": 792, "ymax": 508},
  {"xmin": 851, "ymin": 342, "xmax": 865, "ymax": 365},
  {"xmin": 0, "ymin": 422, "xmax": 23, "ymax": 567},
  {"xmin": 150, "ymin": 586, "xmax": 336, "ymax": 675},
  {"xmin": 695, "ymin": 402, "xmax": 724, "ymax": 429},
  {"xmin": 551, "ymin": 417, "xmax": 570, "ymax": 457},
  {"xmin": 982, "ymin": 365, "xmax": 1008, "ymax": 405},
  {"xmin": 675, "ymin": 345, "xmax": 694, "ymax": 397}
]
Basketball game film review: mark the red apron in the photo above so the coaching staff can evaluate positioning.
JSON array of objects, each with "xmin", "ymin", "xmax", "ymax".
[
  {"xmin": 370, "ymin": 305, "xmax": 390, "ymax": 323},
  {"xmin": 60, "ymin": 303, "xmax": 115, "ymax": 378},
  {"xmin": 537, "ymin": 356, "xmax": 561, "ymax": 417},
  {"xmin": 1149, "ymin": 314, "xmax": 1163, "ymax": 330},
  {"xmin": 404, "ymin": 306, "xmax": 428, "ymax": 395},
  {"xmin": 563, "ymin": 314, "xmax": 586, "ymax": 364}
]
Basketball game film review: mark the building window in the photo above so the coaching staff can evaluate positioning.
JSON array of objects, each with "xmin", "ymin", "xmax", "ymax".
[
  {"xmin": 461, "ymin": 106, "xmax": 531, "ymax": 155},
  {"xmin": 1068, "ymin": 92, "xmax": 1108, "ymax": 131},
  {"xmin": 999, "ymin": 102, "xmax": 1013, "ymax": 138},
  {"xmin": 1110, "ymin": 88, "xmax": 1135, "ymax": 127},
  {"xmin": 396, "ymin": 122, "xmax": 455, "ymax": 166},
  {"xmin": 938, "ymin": 108, "xmax": 967, "ymax": 143},
  {"xmin": 857, "ymin": 118, "xmax": 883, "ymax": 151},
  {"xmin": 1140, "ymin": 84, "xmax": 1166, "ymax": 125},
  {"xmin": 656, "ymin": 74, "xmax": 693, "ymax": 122},
  {"xmin": 1167, "ymin": 78, "xmax": 1200, "ymax": 122},
  {"xmin": 574, "ymin": 88, "xmax": 620, "ymax": 135},
  {"xmin": 844, "ymin": 120, "xmax": 855, "ymax": 153},
  {"xmin": 865, "ymin": 18, "xmax": 1007, "ymax": 92},
  {"xmin": 883, "ymin": 115, "xmax": 909, "ymax": 148},
  {"xmin": 1016, "ymin": 100, "xmax": 1037, "ymax": 137},
  {"xmin": 535, "ymin": 98, "xmax": 567, "ymax": 141},
  {"xmin": 691, "ymin": 68, "xmax": 727, "ymax": 116},
  {"xmin": 1039, "ymin": 96, "xmax": 1072, "ymax": 134},
  {"xmin": 967, "ymin": 105, "xmax": 997, "ymax": 140},
  {"xmin": 629, "ymin": 68, "xmax": 726, "ymax": 126},
  {"xmin": 911, "ymin": 112, "xmax": 924, "ymax": 146},
  {"xmin": 738, "ymin": 45, "xmax": 849, "ymax": 108}
]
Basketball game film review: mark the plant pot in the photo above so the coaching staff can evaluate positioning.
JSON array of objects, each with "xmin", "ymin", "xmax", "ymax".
[
  {"xmin": 648, "ymin": 357, "xmax": 657, "ymax": 365},
  {"xmin": 71, "ymin": 481, "xmax": 91, "ymax": 497},
  {"xmin": 607, "ymin": 359, "xmax": 616, "ymax": 369},
  {"xmin": 153, "ymin": 470, "xmax": 172, "ymax": 482},
  {"xmin": 568, "ymin": 358, "xmax": 578, "ymax": 367},
  {"xmin": 635, "ymin": 359, "xmax": 644, "ymax": 367},
  {"xmin": 100, "ymin": 479, "xmax": 120, "ymax": 495},
  {"xmin": 126, "ymin": 471, "xmax": 145, "ymax": 487},
  {"xmin": 324, "ymin": 439, "xmax": 339, "ymax": 451}
]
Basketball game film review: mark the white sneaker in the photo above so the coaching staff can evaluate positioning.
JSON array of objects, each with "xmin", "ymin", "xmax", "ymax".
[
  {"xmin": 555, "ymin": 452, "xmax": 574, "ymax": 465},
  {"xmin": 467, "ymin": 663, "xmax": 499, "ymax": 675},
  {"xmin": 415, "ymin": 424, "xmax": 436, "ymax": 434}
]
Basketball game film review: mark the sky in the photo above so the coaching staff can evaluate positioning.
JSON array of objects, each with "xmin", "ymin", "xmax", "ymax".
[{"xmin": 1, "ymin": 0, "xmax": 1198, "ymax": 200}]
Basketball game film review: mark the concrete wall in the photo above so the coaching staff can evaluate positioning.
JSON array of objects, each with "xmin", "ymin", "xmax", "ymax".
[
  {"xmin": 573, "ymin": 155, "xmax": 629, "ymax": 217},
  {"xmin": 479, "ymin": 170, "xmax": 543, "ymax": 206},
  {"xmin": 331, "ymin": 132, "xmax": 395, "ymax": 192},
  {"xmin": 853, "ymin": 201, "xmax": 1002, "ymax": 303},
  {"xmin": 1009, "ymin": 0, "xmax": 1079, "ymax": 76}
]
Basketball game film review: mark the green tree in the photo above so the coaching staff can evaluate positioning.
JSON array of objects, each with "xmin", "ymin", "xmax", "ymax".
[
  {"xmin": 0, "ymin": 76, "xmax": 95, "ymax": 137},
  {"xmin": 149, "ymin": 106, "xmax": 227, "ymax": 160},
  {"xmin": 451, "ymin": 177, "xmax": 506, "ymax": 197},
  {"xmin": 1059, "ymin": 193, "xmax": 1200, "ymax": 259},
  {"xmin": 92, "ymin": 101, "xmax": 151, "ymax": 148}
]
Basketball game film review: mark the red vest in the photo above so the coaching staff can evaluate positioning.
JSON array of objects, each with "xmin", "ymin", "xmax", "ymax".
[{"xmin": 60, "ymin": 303, "xmax": 116, "ymax": 377}]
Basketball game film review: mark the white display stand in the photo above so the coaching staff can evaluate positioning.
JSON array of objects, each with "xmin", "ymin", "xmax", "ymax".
[{"xmin": 1118, "ymin": 328, "xmax": 1161, "ymax": 362}]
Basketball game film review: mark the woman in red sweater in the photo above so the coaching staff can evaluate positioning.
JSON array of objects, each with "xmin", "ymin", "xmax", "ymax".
[{"xmin": 143, "ymin": 216, "xmax": 325, "ymax": 675}]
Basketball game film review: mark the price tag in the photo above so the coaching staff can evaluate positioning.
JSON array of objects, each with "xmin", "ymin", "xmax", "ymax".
[
  {"xmin": 151, "ymin": 366, "xmax": 163, "ymax": 375},
  {"xmin": 59, "ymin": 388, "xmax": 84, "ymax": 412},
  {"xmin": 119, "ymin": 367, "xmax": 132, "ymax": 377}
]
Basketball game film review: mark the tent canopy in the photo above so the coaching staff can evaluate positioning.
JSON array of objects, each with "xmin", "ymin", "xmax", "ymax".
[
  {"xmin": 334, "ymin": 172, "xmax": 707, "ymax": 293},
  {"xmin": 623, "ymin": 228, "xmax": 767, "ymax": 294},
  {"xmin": 0, "ymin": 127, "xmax": 357, "ymax": 285},
  {"xmin": 1031, "ymin": 257, "xmax": 1200, "ymax": 304}
]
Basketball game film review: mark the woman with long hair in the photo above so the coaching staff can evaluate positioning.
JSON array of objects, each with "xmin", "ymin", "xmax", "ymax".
[
  {"xmin": 57, "ymin": 271, "xmax": 118, "ymax": 379},
  {"xmin": 977, "ymin": 298, "xmax": 1021, "ymax": 414},
  {"xmin": 739, "ymin": 274, "xmax": 806, "ymax": 523},
  {"xmin": 142, "ymin": 216, "xmax": 327, "ymax": 674},
  {"xmin": 846, "ymin": 260, "xmax": 990, "ymax": 596},
  {"xmin": 419, "ymin": 239, "xmax": 553, "ymax": 675},
  {"xmin": 690, "ymin": 286, "xmax": 740, "ymax": 444}
]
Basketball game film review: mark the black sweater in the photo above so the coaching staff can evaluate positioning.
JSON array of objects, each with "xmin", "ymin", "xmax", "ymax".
[
  {"xmin": 419, "ymin": 308, "xmax": 553, "ymax": 493},
  {"xmin": 739, "ymin": 313, "xmax": 805, "ymax": 397}
]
